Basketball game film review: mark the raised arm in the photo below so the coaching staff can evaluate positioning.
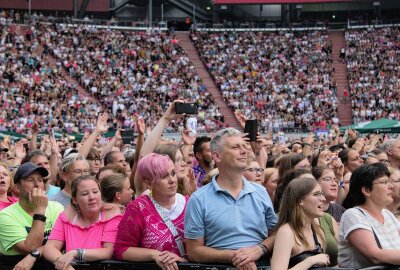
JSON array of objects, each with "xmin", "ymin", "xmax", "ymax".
[
  {"xmin": 79, "ymin": 113, "xmax": 109, "ymax": 158},
  {"xmin": 48, "ymin": 135, "xmax": 59, "ymax": 185},
  {"xmin": 129, "ymin": 117, "xmax": 145, "ymax": 190},
  {"xmin": 101, "ymin": 129, "xmax": 122, "ymax": 157},
  {"xmin": 181, "ymin": 129, "xmax": 196, "ymax": 163},
  {"xmin": 12, "ymin": 190, "xmax": 48, "ymax": 253},
  {"xmin": 139, "ymin": 100, "xmax": 182, "ymax": 158},
  {"xmin": 30, "ymin": 121, "xmax": 39, "ymax": 151}
]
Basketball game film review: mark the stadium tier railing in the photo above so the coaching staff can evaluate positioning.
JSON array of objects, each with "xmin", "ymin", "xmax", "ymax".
[
  {"xmin": 347, "ymin": 18, "xmax": 400, "ymax": 29},
  {"xmin": 21, "ymin": 15, "xmax": 168, "ymax": 31},
  {"xmin": 193, "ymin": 21, "xmax": 326, "ymax": 31}
]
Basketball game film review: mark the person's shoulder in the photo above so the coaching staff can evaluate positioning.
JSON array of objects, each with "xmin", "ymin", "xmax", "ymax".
[
  {"xmin": 245, "ymin": 180, "xmax": 269, "ymax": 197},
  {"xmin": 102, "ymin": 203, "xmax": 124, "ymax": 221},
  {"xmin": 0, "ymin": 202, "xmax": 21, "ymax": 217},
  {"xmin": 47, "ymin": 200, "xmax": 64, "ymax": 211},
  {"xmin": 277, "ymin": 223, "xmax": 295, "ymax": 237},
  {"xmin": 125, "ymin": 195, "xmax": 151, "ymax": 212},
  {"xmin": 341, "ymin": 207, "xmax": 364, "ymax": 221},
  {"xmin": 330, "ymin": 202, "xmax": 346, "ymax": 213},
  {"xmin": 247, "ymin": 180, "xmax": 267, "ymax": 191},
  {"xmin": 382, "ymin": 209, "xmax": 398, "ymax": 221},
  {"xmin": 45, "ymin": 201, "xmax": 64, "ymax": 218}
]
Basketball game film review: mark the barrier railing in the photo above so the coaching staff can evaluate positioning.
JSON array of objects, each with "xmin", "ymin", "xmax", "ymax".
[{"xmin": 1, "ymin": 256, "xmax": 397, "ymax": 270}]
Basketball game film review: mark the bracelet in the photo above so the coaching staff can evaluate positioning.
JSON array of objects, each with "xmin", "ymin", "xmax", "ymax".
[
  {"xmin": 33, "ymin": 214, "xmax": 47, "ymax": 222},
  {"xmin": 76, "ymin": 248, "xmax": 85, "ymax": 262},
  {"xmin": 257, "ymin": 242, "xmax": 269, "ymax": 256},
  {"xmin": 303, "ymin": 143, "xmax": 311, "ymax": 146}
]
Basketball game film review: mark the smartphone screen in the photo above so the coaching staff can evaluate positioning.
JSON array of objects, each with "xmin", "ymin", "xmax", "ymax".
[
  {"xmin": 175, "ymin": 103, "xmax": 197, "ymax": 114},
  {"xmin": 121, "ymin": 129, "xmax": 135, "ymax": 145}
]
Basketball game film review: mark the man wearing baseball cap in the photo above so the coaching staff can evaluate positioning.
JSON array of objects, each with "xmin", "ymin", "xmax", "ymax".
[{"xmin": 0, "ymin": 162, "xmax": 63, "ymax": 269}]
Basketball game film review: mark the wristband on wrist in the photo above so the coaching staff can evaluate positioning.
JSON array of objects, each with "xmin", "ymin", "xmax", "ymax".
[
  {"xmin": 33, "ymin": 214, "xmax": 47, "ymax": 222},
  {"xmin": 303, "ymin": 143, "xmax": 311, "ymax": 146},
  {"xmin": 257, "ymin": 242, "xmax": 269, "ymax": 256}
]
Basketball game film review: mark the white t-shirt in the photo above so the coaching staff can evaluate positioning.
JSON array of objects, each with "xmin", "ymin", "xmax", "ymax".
[{"xmin": 338, "ymin": 207, "xmax": 400, "ymax": 269}]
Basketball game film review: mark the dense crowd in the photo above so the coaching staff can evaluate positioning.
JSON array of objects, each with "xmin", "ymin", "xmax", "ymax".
[
  {"xmin": 45, "ymin": 24, "xmax": 225, "ymax": 133},
  {"xmin": 345, "ymin": 27, "xmax": 400, "ymax": 123},
  {"xmin": 191, "ymin": 31, "xmax": 339, "ymax": 132},
  {"xmin": 0, "ymin": 99, "xmax": 400, "ymax": 270},
  {"xmin": 0, "ymin": 24, "xmax": 102, "ymax": 134}
]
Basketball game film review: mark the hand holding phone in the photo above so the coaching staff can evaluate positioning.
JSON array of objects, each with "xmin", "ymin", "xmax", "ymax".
[
  {"xmin": 244, "ymin": 119, "xmax": 258, "ymax": 142},
  {"xmin": 175, "ymin": 103, "xmax": 198, "ymax": 114}
]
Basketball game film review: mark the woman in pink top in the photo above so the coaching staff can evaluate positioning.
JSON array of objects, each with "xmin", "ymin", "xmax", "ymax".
[
  {"xmin": 43, "ymin": 175, "xmax": 121, "ymax": 270},
  {"xmin": 114, "ymin": 153, "xmax": 188, "ymax": 270},
  {"xmin": 0, "ymin": 163, "xmax": 18, "ymax": 211}
]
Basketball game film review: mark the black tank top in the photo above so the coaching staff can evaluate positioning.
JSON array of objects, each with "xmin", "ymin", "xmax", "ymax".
[{"xmin": 288, "ymin": 227, "xmax": 323, "ymax": 268}]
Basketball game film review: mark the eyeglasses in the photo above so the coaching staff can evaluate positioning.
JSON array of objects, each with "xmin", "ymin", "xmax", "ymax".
[
  {"xmin": 245, "ymin": 168, "xmax": 264, "ymax": 174},
  {"xmin": 88, "ymin": 157, "xmax": 101, "ymax": 162},
  {"xmin": 320, "ymin": 176, "xmax": 340, "ymax": 184},
  {"xmin": 373, "ymin": 179, "xmax": 391, "ymax": 185},
  {"xmin": 310, "ymin": 191, "xmax": 325, "ymax": 199},
  {"xmin": 378, "ymin": 159, "xmax": 390, "ymax": 165},
  {"xmin": 69, "ymin": 169, "xmax": 90, "ymax": 175}
]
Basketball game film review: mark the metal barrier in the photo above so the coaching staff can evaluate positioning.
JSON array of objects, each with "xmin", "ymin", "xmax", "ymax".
[{"xmin": 2, "ymin": 256, "xmax": 394, "ymax": 270}]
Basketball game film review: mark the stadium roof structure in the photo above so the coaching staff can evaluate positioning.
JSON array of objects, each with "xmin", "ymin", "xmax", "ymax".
[{"xmin": 213, "ymin": 0, "xmax": 352, "ymax": 3}]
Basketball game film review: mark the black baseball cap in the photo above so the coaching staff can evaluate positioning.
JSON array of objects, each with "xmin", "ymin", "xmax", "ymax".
[{"xmin": 14, "ymin": 162, "xmax": 49, "ymax": 184}]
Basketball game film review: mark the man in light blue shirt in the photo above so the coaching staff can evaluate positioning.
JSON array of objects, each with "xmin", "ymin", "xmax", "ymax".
[{"xmin": 185, "ymin": 128, "xmax": 277, "ymax": 269}]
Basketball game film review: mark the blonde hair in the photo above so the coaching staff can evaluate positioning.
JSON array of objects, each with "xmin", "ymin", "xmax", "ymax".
[{"xmin": 0, "ymin": 163, "xmax": 14, "ymax": 195}]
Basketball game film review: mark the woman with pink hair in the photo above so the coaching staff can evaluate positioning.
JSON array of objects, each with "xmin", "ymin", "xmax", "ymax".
[{"xmin": 114, "ymin": 153, "xmax": 188, "ymax": 270}]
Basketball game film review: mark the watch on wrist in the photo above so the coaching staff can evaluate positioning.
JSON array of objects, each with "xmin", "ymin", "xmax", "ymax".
[
  {"xmin": 33, "ymin": 214, "xmax": 47, "ymax": 222},
  {"xmin": 30, "ymin": 249, "xmax": 40, "ymax": 259}
]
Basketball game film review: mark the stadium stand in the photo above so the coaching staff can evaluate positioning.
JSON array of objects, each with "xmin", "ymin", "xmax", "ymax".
[
  {"xmin": 345, "ymin": 27, "xmax": 400, "ymax": 124},
  {"xmin": 191, "ymin": 30, "xmax": 339, "ymax": 133},
  {"xmin": 45, "ymin": 24, "xmax": 225, "ymax": 133}
]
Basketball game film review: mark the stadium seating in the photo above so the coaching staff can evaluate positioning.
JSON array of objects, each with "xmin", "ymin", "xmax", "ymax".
[
  {"xmin": 345, "ymin": 27, "xmax": 400, "ymax": 124},
  {"xmin": 191, "ymin": 30, "xmax": 339, "ymax": 132}
]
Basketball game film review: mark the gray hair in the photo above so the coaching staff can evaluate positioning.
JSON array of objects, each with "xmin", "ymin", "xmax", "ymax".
[
  {"xmin": 210, "ymin": 128, "xmax": 242, "ymax": 153},
  {"xmin": 381, "ymin": 139, "xmax": 398, "ymax": 153},
  {"xmin": 60, "ymin": 153, "xmax": 88, "ymax": 172},
  {"xmin": 24, "ymin": 149, "xmax": 48, "ymax": 162}
]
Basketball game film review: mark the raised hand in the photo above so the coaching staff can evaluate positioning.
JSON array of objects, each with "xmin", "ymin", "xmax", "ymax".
[
  {"xmin": 234, "ymin": 110, "xmax": 247, "ymax": 129},
  {"xmin": 181, "ymin": 129, "xmax": 196, "ymax": 146},
  {"xmin": 136, "ymin": 116, "xmax": 145, "ymax": 135},
  {"xmin": 95, "ymin": 113, "xmax": 109, "ymax": 134}
]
